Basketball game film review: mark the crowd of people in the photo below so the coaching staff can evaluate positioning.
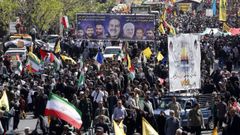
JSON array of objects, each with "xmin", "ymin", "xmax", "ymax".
[{"xmin": 0, "ymin": 9, "xmax": 240, "ymax": 135}]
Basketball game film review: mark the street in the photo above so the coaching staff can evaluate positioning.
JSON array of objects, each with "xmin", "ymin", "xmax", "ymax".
[
  {"xmin": 13, "ymin": 114, "xmax": 220, "ymax": 135},
  {"xmin": 15, "ymin": 114, "xmax": 37, "ymax": 134}
]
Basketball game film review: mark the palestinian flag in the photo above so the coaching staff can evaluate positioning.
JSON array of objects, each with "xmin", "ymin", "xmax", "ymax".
[
  {"xmin": 122, "ymin": 54, "xmax": 127, "ymax": 66},
  {"xmin": 128, "ymin": 64, "xmax": 135, "ymax": 80},
  {"xmin": 53, "ymin": 55, "xmax": 62, "ymax": 71},
  {"xmin": 44, "ymin": 53, "xmax": 55, "ymax": 63},
  {"xmin": 26, "ymin": 52, "xmax": 42, "ymax": 73},
  {"xmin": 40, "ymin": 50, "xmax": 61, "ymax": 70},
  {"xmin": 39, "ymin": 49, "xmax": 48, "ymax": 60},
  {"xmin": 45, "ymin": 93, "xmax": 82, "ymax": 129}
]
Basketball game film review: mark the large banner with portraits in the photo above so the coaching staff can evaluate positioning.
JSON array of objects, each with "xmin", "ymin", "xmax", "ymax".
[
  {"xmin": 168, "ymin": 34, "xmax": 201, "ymax": 92},
  {"xmin": 76, "ymin": 13, "xmax": 155, "ymax": 41}
]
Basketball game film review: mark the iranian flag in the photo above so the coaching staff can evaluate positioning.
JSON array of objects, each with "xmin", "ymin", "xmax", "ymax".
[
  {"xmin": 61, "ymin": 16, "xmax": 69, "ymax": 29},
  {"xmin": 26, "ymin": 52, "xmax": 42, "ymax": 73},
  {"xmin": 16, "ymin": 55, "xmax": 23, "ymax": 75},
  {"xmin": 128, "ymin": 64, "xmax": 135, "ymax": 80},
  {"xmin": 45, "ymin": 93, "xmax": 82, "ymax": 129}
]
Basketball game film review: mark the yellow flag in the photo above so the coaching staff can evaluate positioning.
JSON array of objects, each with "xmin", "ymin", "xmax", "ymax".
[
  {"xmin": 61, "ymin": 55, "xmax": 76, "ymax": 65},
  {"xmin": 223, "ymin": 23, "xmax": 230, "ymax": 32},
  {"xmin": 55, "ymin": 40, "xmax": 61, "ymax": 54},
  {"xmin": 165, "ymin": 21, "xmax": 176, "ymax": 36},
  {"xmin": 212, "ymin": 127, "xmax": 218, "ymax": 135},
  {"xmin": 173, "ymin": 10, "xmax": 177, "ymax": 16},
  {"xmin": 28, "ymin": 52, "xmax": 41, "ymax": 64},
  {"xmin": 157, "ymin": 52, "xmax": 164, "ymax": 61},
  {"xmin": 127, "ymin": 54, "xmax": 131, "ymax": 70},
  {"xmin": 170, "ymin": 26, "xmax": 176, "ymax": 36},
  {"xmin": 159, "ymin": 23, "xmax": 165, "ymax": 34},
  {"xmin": 133, "ymin": 0, "xmax": 142, "ymax": 5},
  {"xmin": 27, "ymin": 64, "xmax": 33, "ymax": 74},
  {"xmin": 219, "ymin": 0, "xmax": 227, "ymax": 21},
  {"xmin": 0, "ymin": 91, "xmax": 9, "ymax": 111},
  {"xmin": 142, "ymin": 117, "xmax": 158, "ymax": 135},
  {"xmin": 48, "ymin": 116, "xmax": 51, "ymax": 125},
  {"xmin": 29, "ymin": 45, "xmax": 33, "ymax": 52},
  {"xmin": 171, "ymin": 0, "xmax": 176, "ymax": 4},
  {"xmin": 143, "ymin": 47, "xmax": 152, "ymax": 59},
  {"xmin": 113, "ymin": 120, "xmax": 126, "ymax": 135},
  {"xmin": 161, "ymin": 9, "xmax": 167, "ymax": 21}
]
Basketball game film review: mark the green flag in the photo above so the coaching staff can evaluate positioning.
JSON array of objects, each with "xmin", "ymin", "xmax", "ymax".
[{"xmin": 78, "ymin": 72, "xmax": 85, "ymax": 87}]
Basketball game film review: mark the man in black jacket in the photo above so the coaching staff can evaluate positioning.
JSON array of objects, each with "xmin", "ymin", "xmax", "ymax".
[{"xmin": 79, "ymin": 91, "xmax": 92, "ymax": 132}]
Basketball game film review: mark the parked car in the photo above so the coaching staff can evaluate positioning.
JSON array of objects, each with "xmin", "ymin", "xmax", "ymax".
[
  {"xmin": 35, "ymin": 39, "xmax": 49, "ymax": 51},
  {"xmin": 45, "ymin": 35, "xmax": 59, "ymax": 51},
  {"xmin": 103, "ymin": 46, "xmax": 122, "ymax": 59},
  {"xmin": 154, "ymin": 96, "xmax": 214, "ymax": 130}
]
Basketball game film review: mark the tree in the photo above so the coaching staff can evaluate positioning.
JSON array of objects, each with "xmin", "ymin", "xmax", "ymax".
[
  {"xmin": 0, "ymin": 0, "xmax": 19, "ymax": 37},
  {"xmin": 0, "ymin": 0, "xmax": 116, "ymax": 35},
  {"xmin": 61, "ymin": 0, "xmax": 115, "ymax": 24},
  {"xmin": 31, "ymin": 0, "xmax": 63, "ymax": 32},
  {"xmin": 15, "ymin": 0, "xmax": 63, "ymax": 33}
]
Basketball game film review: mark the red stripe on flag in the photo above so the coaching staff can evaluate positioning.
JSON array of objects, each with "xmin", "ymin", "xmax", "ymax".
[
  {"xmin": 26, "ymin": 65, "xmax": 38, "ymax": 73},
  {"xmin": 129, "ymin": 64, "xmax": 135, "ymax": 72},
  {"xmin": 61, "ymin": 17, "xmax": 67, "ymax": 29},
  {"xmin": 49, "ymin": 53, "xmax": 54, "ymax": 62},
  {"xmin": 45, "ymin": 109, "xmax": 82, "ymax": 129},
  {"xmin": 40, "ymin": 49, "xmax": 48, "ymax": 60}
]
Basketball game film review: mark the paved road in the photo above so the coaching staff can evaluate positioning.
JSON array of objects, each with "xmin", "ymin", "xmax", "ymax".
[
  {"xmin": 13, "ymin": 114, "xmax": 221, "ymax": 135},
  {"xmin": 15, "ymin": 114, "xmax": 37, "ymax": 134}
]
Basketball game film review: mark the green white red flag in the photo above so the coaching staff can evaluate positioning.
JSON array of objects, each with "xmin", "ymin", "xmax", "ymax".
[
  {"xmin": 16, "ymin": 55, "xmax": 22, "ymax": 75},
  {"xmin": 26, "ymin": 52, "xmax": 42, "ymax": 73},
  {"xmin": 45, "ymin": 93, "xmax": 82, "ymax": 129}
]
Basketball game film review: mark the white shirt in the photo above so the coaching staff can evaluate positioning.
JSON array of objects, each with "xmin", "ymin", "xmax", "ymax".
[
  {"xmin": 27, "ymin": 90, "xmax": 35, "ymax": 104},
  {"xmin": 128, "ymin": 96, "xmax": 137, "ymax": 109},
  {"xmin": 91, "ymin": 90, "xmax": 104, "ymax": 103}
]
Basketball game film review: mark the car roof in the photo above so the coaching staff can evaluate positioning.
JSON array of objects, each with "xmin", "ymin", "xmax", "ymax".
[
  {"xmin": 161, "ymin": 96, "xmax": 196, "ymax": 100},
  {"xmin": 5, "ymin": 48, "xmax": 27, "ymax": 53},
  {"xmin": 35, "ymin": 40, "xmax": 46, "ymax": 44},
  {"xmin": 10, "ymin": 34, "xmax": 32, "ymax": 38},
  {"xmin": 47, "ymin": 35, "xmax": 59, "ymax": 37},
  {"xmin": 105, "ymin": 46, "xmax": 122, "ymax": 49}
]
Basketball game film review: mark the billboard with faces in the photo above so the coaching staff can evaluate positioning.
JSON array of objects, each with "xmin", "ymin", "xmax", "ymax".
[{"xmin": 76, "ymin": 13, "xmax": 155, "ymax": 41}]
